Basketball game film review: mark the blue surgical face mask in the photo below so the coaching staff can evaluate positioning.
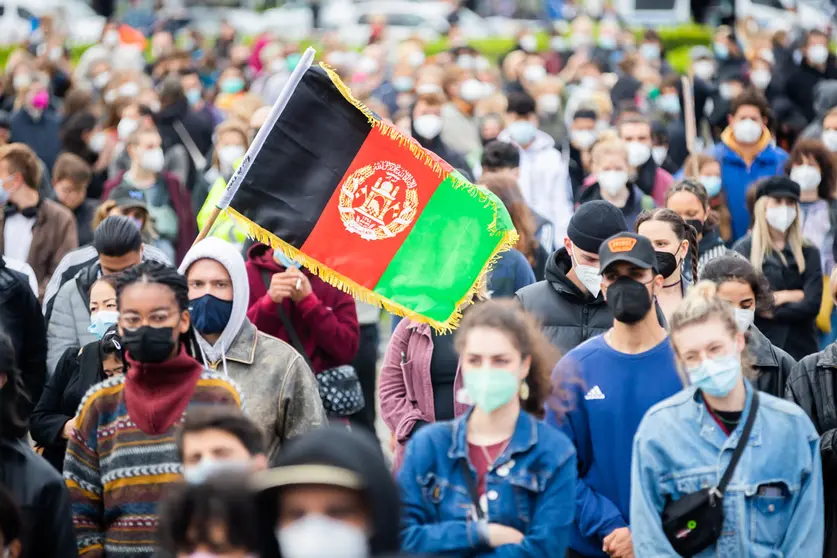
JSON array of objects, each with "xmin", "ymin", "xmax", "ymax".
[
  {"xmin": 700, "ymin": 175, "xmax": 723, "ymax": 197},
  {"xmin": 274, "ymin": 249, "xmax": 301, "ymax": 269},
  {"xmin": 89, "ymin": 310, "xmax": 120, "ymax": 340},
  {"xmin": 714, "ymin": 41, "xmax": 729, "ymax": 60},
  {"xmin": 185, "ymin": 87, "xmax": 202, "ymax": 106},
  {"xmin": 686, "ymin": 352, "xmax": 741, "ymax": 397},
  {"xmin": 506, "ymin": 120, "xmax": 537, "ymax": 146},
  {"xmin": 183, "ymin": 458, "xmax": 250, "ymax": 485},
  {"xmin": 189, "ymin": 294, "xmax": 233, "ymax": 335}
]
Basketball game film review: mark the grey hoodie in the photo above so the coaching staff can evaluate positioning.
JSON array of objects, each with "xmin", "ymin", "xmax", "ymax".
[{"xmin": 180, "ymin": 238, "xmax": 326, "ymax": 464}]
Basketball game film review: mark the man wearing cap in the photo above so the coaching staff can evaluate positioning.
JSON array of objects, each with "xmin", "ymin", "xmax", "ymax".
[
  {"xmin": 516, "ymin": 200, "xmax": 628, "ymax": 354},
  {"xmin": 547, "ymin": 232, "xmax": 682, "ymax": 558}
]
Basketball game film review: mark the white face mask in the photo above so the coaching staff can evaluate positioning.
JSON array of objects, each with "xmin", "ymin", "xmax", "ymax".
[
  {"xmin": 88, "ymin": 132, "xmax": 107, "ymax": 154},
  {"xmin": 93, "ymin": 71, "xmax": 110, "ymax": 90},
  {"xmin": 571, "ymin": 129, "xmax": 597, "ymax": 150},
  {"xmin": 523, "ymin": 65, "xmax": 547, "ymax": 83},
  {"xmin": 519, "ymin": 34, "xmax": 538, "ymax": 53},
  {"xmin": 413, "ymin": 114, "xmax": 443, "ymax": 140},
  {"xmin": 117, "ymin": 118, "xmax": 139, "ymax": 141},
  {"xmin": 626, "ymin": 141, "xmax": 651, "ymax": 167},
  {"xmin": 790, "ymin": 164, "xmax": 822, "ymax": 192},
  {"xmin": 808, "ymin": 44, "xmax": 830, "ymax": 65},
  {"xmin": 732, "ymin": 118, "xmax": 763, "ymax": 144},
  {"xmin": 824, "ymin": 130, "xmax": 837, "ymax": 152},
  {"xmin": 651, "ymin": 146, "xmax": 668, "ymax": 166},
  {"xmin": 538, "ymin": 93, "xmax": 560, "ymax": 115},
  {"xmin": 218, "ymin": 144, "xmax": 246, "ymax": 173},
  {"xmin": 277, "ymin": 514, "xmax": 368, "ymax": 558},
  {"xmin": 692, "ymin": 60, "xmax": 715, "ymax": 81},
  {"xmin": 182, "ymin": 458, "xmax": 250, "ymax": 485},
  {"xmin": 734, "ymin": 307, "xmax": 755, "ymax": 333},
  {"xmin": 750, "ymin": 69, "xmax": 772, "ymax": 90},
  {"xmin": 140, "ymin": 147, "xmax": 165, "ymax": 173},
  {"xmin": 571, "ymin": 246, "xmax": 601, "ymax": 297},
  {"xmin": 598, "ymin": 170, "xmax": 629, "ymax": 196},
  {"xmin": 459, "ymin": 79, "xmax": 485, "ymax": 103},
  {"xmin": 765, "ymin": 205, "xmax": 797, "ymax": 233}
]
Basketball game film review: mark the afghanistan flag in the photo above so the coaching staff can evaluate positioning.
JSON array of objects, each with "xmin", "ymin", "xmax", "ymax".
[{"xmin": 220, "ymin": 51, "xmax": 517, "ymax": 330}]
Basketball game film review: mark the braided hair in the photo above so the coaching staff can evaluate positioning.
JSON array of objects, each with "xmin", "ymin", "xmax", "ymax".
[
  {"xmin": 665, "ymin": 178, "xmax": 720, "ymax": 230},
  {"xmin": 635, "ymin": 208, "xmax": 699, "ymax": 283},
  {"xmin": 116, "ymin": 261, "xmax": 195, "ymax": 357}
]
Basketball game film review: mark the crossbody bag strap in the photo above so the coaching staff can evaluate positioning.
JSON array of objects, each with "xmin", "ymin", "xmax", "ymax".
[
  {"xmin": 173, "ymin": 120, "xmax": 207, "ymax": 172},
  {"xmin": 458, "ymin": 459, "xmax": 485, "ymax": 520},
  {"xmin": 716, "ymin": 390, "xmax": 760, "ymax": 494},
  {"xmin": 259, "ymin": 270, "xmax": 314, "ymax": 371}
]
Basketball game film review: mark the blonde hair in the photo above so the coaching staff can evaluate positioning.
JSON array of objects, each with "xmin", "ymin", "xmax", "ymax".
[
  {"xmin": 750, "ymin": 196, "xmax": 807, "ymax": 274},
  {"xmin": 590, "ymin": 137, "xmax": 627, "ymax": 170},
  {"xmin": 669, "ymin": 281, "xmax": 755, "ymax": 382}
]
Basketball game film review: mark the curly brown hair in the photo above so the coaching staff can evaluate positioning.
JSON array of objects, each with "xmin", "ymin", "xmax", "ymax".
[
  {"xmin": 478, "ymin": 174, "xmax": 539, "ymax": 268},
  {"xmin": 786, "ymin": 138, "xmax": 837, "ymax": 200},
  {"xmin": 454, "ymin": 300, "xmax": 562, "ymax": 419}
]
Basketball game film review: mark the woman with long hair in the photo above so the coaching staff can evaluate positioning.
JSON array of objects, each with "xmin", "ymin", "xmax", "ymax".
[
  {"xmin": 681, "ymin": 153, "xmax": 733, "ymax": 241},
  {"xmin": 398, "ymin": 299, "xmax": 575, "ymax": 557},
  {"xmin": 630, "ymin": 281, "xmax": 822, "ymax": 556},
  {"xmin": 63, "ymin": 261, "xmax": 243, "ymax": 557},
  {"xmin": 701, "ymin": 255, "xmax": 795, "ymax": 397},
  {"xmin": 666, "ymin": 179, "xmax": 736, "ymax": 281},
  {"xmin": 635, "ymin": 208, "xmax": 698, "ymax": 322},
  {"xmin": 733, "ymin": 177, "xmax": 822, "ymax": 360},
  {"xmin": 479, "ymin": 173, "xmax": 549, "ymax": 280}
]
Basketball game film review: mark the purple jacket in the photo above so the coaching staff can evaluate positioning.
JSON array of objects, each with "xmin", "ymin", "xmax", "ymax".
[{"xmin": 379, "ymin": 318, "xmax": 468, "ymax": 472}]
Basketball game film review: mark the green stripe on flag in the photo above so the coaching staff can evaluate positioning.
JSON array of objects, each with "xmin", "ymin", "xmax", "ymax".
[{"xmin": 372, "ymin": 176, "xmax": 512, "ymax": 322}]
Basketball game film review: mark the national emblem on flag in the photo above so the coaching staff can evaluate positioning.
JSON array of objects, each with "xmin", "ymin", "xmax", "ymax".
[{"xmin": 211, "ymin": 49, "xmax": 517, "ymax": 330}]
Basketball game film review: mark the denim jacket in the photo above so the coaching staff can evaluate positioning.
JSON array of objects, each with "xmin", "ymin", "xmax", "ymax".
[
  {"xmin": 398, "ymin": 408, "xmax": 576, "ymax": 557},
  {"xmin": 631, "ymin": 380, "xmax": 823, "ymax": 557}
]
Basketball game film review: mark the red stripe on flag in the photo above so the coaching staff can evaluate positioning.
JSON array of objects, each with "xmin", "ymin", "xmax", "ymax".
[{"xmin": 300, "ymin": 127, "xmax": 445, "ymax": 289}]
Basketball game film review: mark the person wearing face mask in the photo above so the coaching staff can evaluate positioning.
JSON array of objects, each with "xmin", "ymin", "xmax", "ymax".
[
  {"xmin": 713, "ymin": 28, "xmax": 747, "ymax": 78},
  {"xmin": 550, "ymin": 232, "xmax": 681, "ymax": 558},
  {"xmin": 710, "ymin": 89, "xmax": 788, "ymax": 241},
  {"xmin": 701, "ymin": 256, "xmax": 795, "ymax": 397},
  {"xmin": 64, "ymin": 261, "xmax": 243, "ymax": 558},
  {"xmin": 410, "ymin": 92, "xmax": 474, "ymax": 182},
  {"xmin": 9, "ymin": 81, "xmax": 62, "ymax": 173},
  {"xmin": 618, "ymin": 116, "xmax": 673, "ymax": 205},
  {"xmin": 516, "ymin": 200, "xmax": 628, "ymax": 353},
  {"xmin": 180, "ymin": 67, "xmax": 222, "ymax": 127},
  {"xmin": 254, "ymin": 426, "xmax": 406, "ymax": 558},
  {"xmin": 579, "ymin": 138, "xmax": 655, "ymax": 230},
  {"xmin": 568, "ymin": 109, "xmax": 598, "ymax": 200},
  {"xmin": 665, "ymin": 178, "xmax": 737, "ymax": 279},
  {"xmin": 636, "ymin": 209, "xmax": 697, "ymax": 323},
  {"xmin": 103, "ymin": 125, "xmax": 196, "ymax": 263},
  {"xmin": 176, "ymin": 405, "xmax": 268, "ymax": 483},
  {"xmin": 498, "ymin": 92, "xmax": 572, "ymax": 249},
  {"xmin": 399, "ymin": 299, "xmax": 575, "ymax": 558},
  {"xmin": 0, "ymin": 333, "xmax": 77, "ymax": 558},
  {"xmin": 630, "ymin": 281, "xmax": 822, "ymax": 557},
  {"xmin": 440, "ymin": 66, "xmax": 482, "ymax": 161},
  {"xmin": 46, "ymin": 217, "xmax": 141, "ymax": 374},
  {"xmin": 785, "ymin": 29, "xmax": 837, "ymax": 123},
  {"xmin": 733, "ymin": 177, "xmax": 822, "ymax": 360},
  {"xmin": 180, "ymin": 238, "xmax": 326, "ymax": 466},
  {"xmin": 31, "ymin": 305, "xmax": 125, "ymax": 473}
]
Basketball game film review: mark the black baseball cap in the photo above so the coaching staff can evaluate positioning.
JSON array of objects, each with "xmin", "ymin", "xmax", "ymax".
[
  {"xmin": 755, "ymin": 176, "xmax": 800, "ymax": 202},
  {"xmin": 598, "ymin": 232, "xmax": 659, "ymax": 274},
  {"xmin": 108, "ymin": 184, "xmax": 150, "ymax": 212}
]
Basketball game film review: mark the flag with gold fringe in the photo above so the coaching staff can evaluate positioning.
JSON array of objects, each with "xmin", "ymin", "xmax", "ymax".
[{"xmin": 216, "ymin": 49, "xmax": 517, "ymax": 330}]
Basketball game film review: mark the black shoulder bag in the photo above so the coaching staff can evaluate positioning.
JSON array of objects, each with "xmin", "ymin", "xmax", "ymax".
[
  {"xmin": 661, "ymin": 390, "xmax": 759, "ymax": 557},
  {"xmin": 260, "ymin": 271, "xmax": 365, "ymax": 417}
]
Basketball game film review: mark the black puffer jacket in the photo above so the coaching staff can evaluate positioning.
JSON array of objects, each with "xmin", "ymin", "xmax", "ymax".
[
  {"xmin": 748, "ymin": 325, "xmax": 795, "ymax": 398},
  {"xmin": 515, "ymin": 248, "xmax": 612, "ymax": 354},
  {"xmin": 785, "ymin": 341, "xmax": 837, "ymax": 556}
]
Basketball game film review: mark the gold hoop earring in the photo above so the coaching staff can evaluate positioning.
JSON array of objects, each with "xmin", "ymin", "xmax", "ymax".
[{"xmin": 519, "ymin": 381, "xmax": 530, "ymax": 401}]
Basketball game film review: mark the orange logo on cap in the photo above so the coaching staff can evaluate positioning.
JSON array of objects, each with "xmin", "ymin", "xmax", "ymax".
[{"xmin": 608, "ymin": 238, "xmax": 637, "ymax": 253}]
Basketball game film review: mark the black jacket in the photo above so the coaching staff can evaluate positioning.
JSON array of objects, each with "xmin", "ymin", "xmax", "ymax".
[
  {"xmin": 748, "ymin": 325, "xmax": 795, "ymax": 398},
  {"xmin": 410, "ymin": 123, "xmax": 474, "ymax": 183},
  {"xmin": 515, "ymin": 248, "xmax": 613, "ymax": 354},
  {"xmin": 785, "ymin": 341, "xmax": 837, "ymax": 555},
  {"xmin": 154, "ymin": 97, "xmax": 214, "ymax": 188},
  {"xmin": 30, "ymin": 341, "xmax": 106, "ymax": 471},
  {"xmin": 0, "ymin": 438, "xmax": 77, "ymax": 558},
  {"xmin": 733, "ymin": 235, "xmax": 822, "ymax": 361},
  {"xmin": 0, "ymin": 259, "xmax": 46, "ymax": 420},
  {"xmin": 786, "ymin": 57, "xmax": 837, "ymax": 122}
]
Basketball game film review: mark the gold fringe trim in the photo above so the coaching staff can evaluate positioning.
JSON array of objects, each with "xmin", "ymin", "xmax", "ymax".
[{"xmin": 226, "ymin": 206, "xmax": 518, "ymax": 332}]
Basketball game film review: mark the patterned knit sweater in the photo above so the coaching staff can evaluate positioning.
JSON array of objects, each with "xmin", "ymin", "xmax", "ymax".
[{"xmin": 63, "ymin": 371, "xmax": 243, "ymax": 557}]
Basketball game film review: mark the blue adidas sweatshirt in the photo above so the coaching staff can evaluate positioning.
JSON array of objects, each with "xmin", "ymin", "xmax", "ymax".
[{"xmin": 546, "ymin": 334, "xmax": 681, "ymax": 557}]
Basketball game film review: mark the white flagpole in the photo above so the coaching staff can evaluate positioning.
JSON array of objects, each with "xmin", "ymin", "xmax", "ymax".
[{"xmin": 194, "ymin": 46, "xmax": 316, "ymax": 245}]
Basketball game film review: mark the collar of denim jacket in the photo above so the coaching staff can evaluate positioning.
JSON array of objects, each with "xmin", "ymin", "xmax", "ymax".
[
  {"xmin": 693, "ymin": 379, "xmax": 762, "ymax": 451},
  {"xmin": 447, "ymin": 407, "xmax": 538, "ymax": 463}
]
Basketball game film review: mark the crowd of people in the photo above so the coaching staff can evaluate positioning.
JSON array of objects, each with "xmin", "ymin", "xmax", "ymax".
[{"xmin": 6, "ymin": 3, "xmax": 837, "ymax": 558}]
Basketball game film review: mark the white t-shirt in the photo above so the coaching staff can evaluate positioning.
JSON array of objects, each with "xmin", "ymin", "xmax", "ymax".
[
  {"xmin": 4, "ymin": 213, "xmax": 35, "ymax": 262},
  {"xmin": 3, "ymin": 257, "xmax": 38, "ymax": 295}
]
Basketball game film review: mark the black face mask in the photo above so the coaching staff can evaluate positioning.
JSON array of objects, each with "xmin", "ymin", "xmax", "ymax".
[
  {"xmin": 655, "ymin": 250, "xmax": 679, "ymax": 279},
  {"xmin": 685, "ymin": 219, "xmax": 703, "ymax": 235},
  {"xmin": 606, "ymin": 276, "xmax": 653, "ymax": 324},
  {"xmin": 122, "ymin": 326, "xmax": 177, "ymax": 363}
]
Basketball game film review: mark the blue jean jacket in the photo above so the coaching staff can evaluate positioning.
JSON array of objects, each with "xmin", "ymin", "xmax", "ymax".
[
  {"xmin": 631, "ymin": 380, "xmax": 824, "ymax": 557},
  {"xmin": 398, "ymin": 408, "xmax": 576, "ymax": 557}
]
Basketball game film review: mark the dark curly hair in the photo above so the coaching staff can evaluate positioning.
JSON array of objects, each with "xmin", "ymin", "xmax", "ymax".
[
  {"xmin": 454, "ymin": 299, "xmax": 561, "ymax": 419},
  {"xmin": 699, "ymin": 255, "xmax": 774, "ymax": 318},
  {"xmin": 786, "ymin": 138, "xmax": 837, "ymax": 200}
]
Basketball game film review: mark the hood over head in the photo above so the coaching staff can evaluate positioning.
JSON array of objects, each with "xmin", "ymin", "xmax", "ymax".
[
  {"xmin": 178, "ymin": 237, "xmax": 250, "ymax": 364},
  {"xmin": 253, "ymin": 426, "xmax": 401, "ymax": 557}
]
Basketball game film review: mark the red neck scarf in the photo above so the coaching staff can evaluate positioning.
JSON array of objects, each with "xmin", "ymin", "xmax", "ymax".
[{"xmin": 124, "ymin": 346, "xmax": 205, "ymax": 435}]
